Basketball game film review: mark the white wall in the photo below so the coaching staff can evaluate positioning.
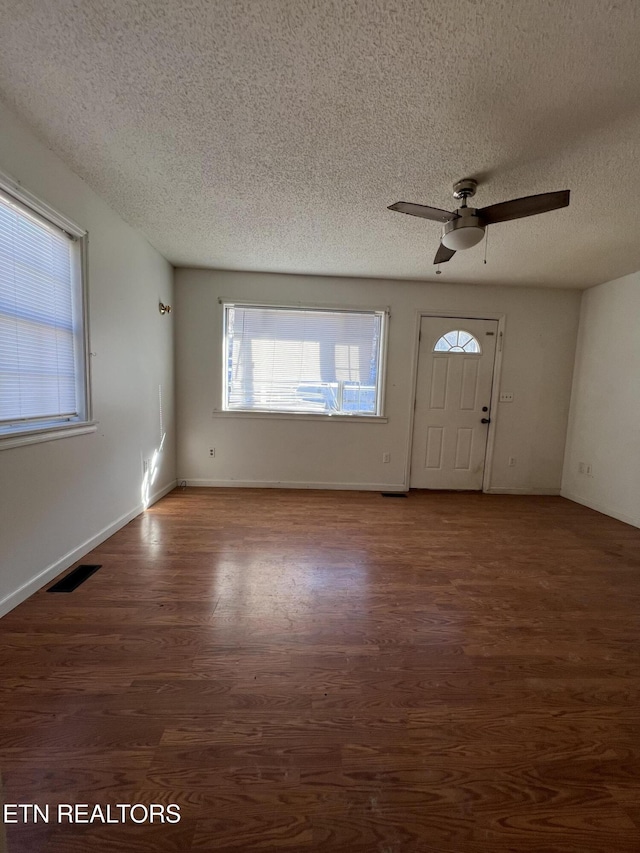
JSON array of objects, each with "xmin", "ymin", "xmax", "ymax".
[
  {"xmin": 176, "ymin": 268, "xmax": 580, "ymax": 493},
  {"xmin": 562, "ymin": 272, "xmax": 640, "ymax": 528},
  {"xmin": 0, "ymin": 101, "xmax": 176, "ymax": 615}
]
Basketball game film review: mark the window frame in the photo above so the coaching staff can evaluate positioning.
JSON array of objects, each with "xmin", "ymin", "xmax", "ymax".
[
  {"xmin": 0, "ymin": 170, "xmax": 94, "ymax": 450},
  {"xmin": 220, "ymin": 300, "xmax": 389, "ymax": 420}
]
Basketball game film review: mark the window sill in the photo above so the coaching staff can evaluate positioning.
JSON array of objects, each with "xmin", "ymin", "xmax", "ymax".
[
  {"xmin": 213, "ymin": 410, "xmax": 388, "ymax": 424},
  {"xmin": 0, "ymin": 421, "xmax": 98, "ymax": 451}
]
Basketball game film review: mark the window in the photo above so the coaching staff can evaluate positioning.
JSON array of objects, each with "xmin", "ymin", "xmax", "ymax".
[
  {"xmin": 0, "ymin": 179, "xmax": 90, "ymax": 445},
  {"xmin": 433, "ymin": 330, "xmax": 481, "ymax": 353},
  {"xmin": 223, "ymin": 303, "xmax": 386, "ymax": 416}
]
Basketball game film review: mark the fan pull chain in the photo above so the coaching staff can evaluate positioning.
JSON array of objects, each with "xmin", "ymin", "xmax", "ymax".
[
  {"xmin": 484, "ymin": 229, "xmax": 489, "ymax": 264},
  {"xmin": 435, "ymin": 264, "xmax": 442, "ymax": 275}
]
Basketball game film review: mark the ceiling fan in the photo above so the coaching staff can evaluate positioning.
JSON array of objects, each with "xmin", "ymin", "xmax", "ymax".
[{"xmin": 388, "ymin": 179, "xmax": 570, "ymax": 265}]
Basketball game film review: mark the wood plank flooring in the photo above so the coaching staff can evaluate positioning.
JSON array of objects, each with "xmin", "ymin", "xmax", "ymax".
[{"xmin": 1, "ymin": 488, "xmax": 640, "ymax": 852}]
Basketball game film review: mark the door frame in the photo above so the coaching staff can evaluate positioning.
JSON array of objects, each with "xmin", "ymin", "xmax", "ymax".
[{"xmin": 403, "ymin": 309, "xmax": 506, "ymax": 493}]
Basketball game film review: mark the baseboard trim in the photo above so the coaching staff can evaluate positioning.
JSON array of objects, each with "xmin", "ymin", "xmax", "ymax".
[
  {"xmin": 560, "ymin": 490, "xmax": 640, "ymax": 529},
  {"xmin": 485, "ymin": 487, "xmax": 561, "ymax": 495},
  {"xmin": 180, "ymin": 479, "xmax": 407, "ymax": 492},
  {"xmin": 148, "ymin": 480, "xmax": 178, "ymax": 505},
  {"xmin": 0, "ymin": 479, "xmax": 177, "ymax": 619}
]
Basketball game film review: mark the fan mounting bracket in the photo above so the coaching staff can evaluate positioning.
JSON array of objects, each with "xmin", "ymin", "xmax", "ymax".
[{"xmin": 452, "ymin": 178, "xmax": 478, "ymax": 200}]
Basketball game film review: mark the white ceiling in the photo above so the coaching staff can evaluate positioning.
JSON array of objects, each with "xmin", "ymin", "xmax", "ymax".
[{"xmin": 1, "ymin": 0, "xmax": 640, "ymax": 288}]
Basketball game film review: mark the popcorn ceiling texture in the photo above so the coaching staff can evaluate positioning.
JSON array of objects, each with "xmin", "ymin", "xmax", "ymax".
[{"xmin": 0, "ymin": 0, "xmax": 639, "ymax": 287}]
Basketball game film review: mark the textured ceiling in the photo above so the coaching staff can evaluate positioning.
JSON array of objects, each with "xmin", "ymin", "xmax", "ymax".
[{"xmin": 1, "ymin": 0, "xmax": 640, "ymax": 288}]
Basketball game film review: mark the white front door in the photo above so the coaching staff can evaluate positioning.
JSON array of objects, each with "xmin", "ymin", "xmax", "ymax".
[{"xmin": 410, "ymin": 316, "xmax": 498, "ymax": 490}]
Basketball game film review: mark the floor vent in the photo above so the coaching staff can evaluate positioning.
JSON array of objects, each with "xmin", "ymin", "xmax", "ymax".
[
  {"xmin": 381, "ymin": 492, "xmax": 407, "ymax": 498},
  {"xmin": 47, "ymin": 564, "xmax": 102, "ymax": 593}
]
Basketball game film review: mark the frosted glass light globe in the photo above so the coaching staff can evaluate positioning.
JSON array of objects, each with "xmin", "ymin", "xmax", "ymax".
[{"xmin": 441, "ymin": 225, "xmax": 485, "ymax": 251}]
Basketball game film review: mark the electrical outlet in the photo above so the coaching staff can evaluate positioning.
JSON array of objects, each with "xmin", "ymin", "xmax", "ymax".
[
  {"xmin": 586, "ymin": 463, "xmax": 592, "ymax": 476},
  {"xmin": 382, "ymin": 452, "xmax": 391, "ymax": 464},
  {"xmin": 499, "ymin": 392, "xmax": 514, "ymax": 402},
  {"xmin": 508, "ymin": 457, "xmax": 516, "ymax": 467},
  {"xmin": 142, "ymin": 458, "xmax": 148, "ymax": 474},
  {"xmin": 579, "ymin": 462, "xmax": 585, "ymax": 474},
  {"xmin": 209, "ymin": 447, "xmax": 215, "ymax": 457}
]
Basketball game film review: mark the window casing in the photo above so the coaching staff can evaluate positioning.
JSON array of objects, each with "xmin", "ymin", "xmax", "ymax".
[
  {"xmin": 223, "ymin": 303, "xmax": 387, "ymax": 417},
  {"xmin": 0, "ymin": 176, "xmax": 91, "ymax": 446}
]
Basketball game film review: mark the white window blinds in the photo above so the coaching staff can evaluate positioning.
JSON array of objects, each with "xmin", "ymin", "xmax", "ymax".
[
  {"xmin": 0, "ymin": 188, "xmax": 82, "ymax": 429},
  {"xmin": 224, "ymin": 304, "xmax": 386, "ymax": 416}
]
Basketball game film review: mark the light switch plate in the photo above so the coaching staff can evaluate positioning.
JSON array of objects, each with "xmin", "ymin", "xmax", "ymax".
[{"xmin": 499, "ymin": 392, "xmax": 514, "ymax": 402}]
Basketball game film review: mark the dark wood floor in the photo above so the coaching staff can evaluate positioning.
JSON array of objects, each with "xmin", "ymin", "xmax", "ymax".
[{"xmin": 2, "ymin": 488, "xmax": 640, "ymax": 852}]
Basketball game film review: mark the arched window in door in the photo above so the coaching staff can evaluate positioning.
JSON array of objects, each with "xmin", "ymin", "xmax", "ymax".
[{"xmin": 433, "ymin": 330, "xmax": 481, "ymax": 353}]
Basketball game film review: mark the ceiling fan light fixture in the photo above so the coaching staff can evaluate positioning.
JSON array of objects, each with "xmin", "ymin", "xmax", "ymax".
[
  {"xmin": 389, "ymin": 181, "xmax": 570, "ymax": 266},
  {"xmin": 441, "ymin": 217, "xmax": 485, "ymax": 251}
]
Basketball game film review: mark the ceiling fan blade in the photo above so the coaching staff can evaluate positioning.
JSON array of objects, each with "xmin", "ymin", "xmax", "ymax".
[
  {"xmin": 478, "ymin": 190, "xmax": 570, "ymax": 225},
  {"xmin": 434, "ymin": 243, "xmax": 456, "ymax": 264},
  {"xmin": 388, "ymin": 201, "xmax": 457, "ymax": 223}
]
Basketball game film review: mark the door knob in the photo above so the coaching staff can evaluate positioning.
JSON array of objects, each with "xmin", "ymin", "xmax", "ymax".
[{"xmin": 481, "ymin": 417, "xmax": 491, "ymax": 424}]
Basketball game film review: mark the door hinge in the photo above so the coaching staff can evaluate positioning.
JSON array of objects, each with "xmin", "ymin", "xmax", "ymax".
[{"xmin": 498, "ymin": 331, "xmax": 503, "ymax": 352}]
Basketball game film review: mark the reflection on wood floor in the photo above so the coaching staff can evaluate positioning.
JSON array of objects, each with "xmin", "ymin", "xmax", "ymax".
[{"xmin": 2, "ymin": 487, "xmax": 640, "ymax": 852}]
